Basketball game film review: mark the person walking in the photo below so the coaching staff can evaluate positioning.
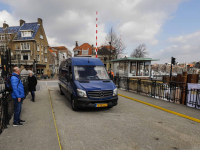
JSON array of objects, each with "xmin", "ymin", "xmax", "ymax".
[
  {"xmin": 28, "ymin": 71, "xmax": 37, "ymax": 102},
  {"xmin": 11, "ymin": 67, "xmax": 25, "ymax": 126}
]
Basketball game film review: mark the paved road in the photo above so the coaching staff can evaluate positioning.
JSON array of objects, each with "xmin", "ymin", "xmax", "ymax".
[
  {"xmin": 0, "ymin": 80, "xmax": 200, "ymax": 150},
  {"xmin": 46, "ymin": 81, "xmax": 200, "ymax": 150}
]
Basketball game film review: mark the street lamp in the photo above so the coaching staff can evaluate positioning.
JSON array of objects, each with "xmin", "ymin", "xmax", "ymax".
[
  {"xmin": 33, "ymin": 59, "xmax": 38, "ymax": 75},
  {"xmin": 15, "ymin": 48, "xmax": 21, "ymax": 68},
  {"xmin": 0, "ymin": 45, "xmax": 8, "ymax": 77}
]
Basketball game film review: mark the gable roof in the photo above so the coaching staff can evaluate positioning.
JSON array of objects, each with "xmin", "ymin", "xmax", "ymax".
[
  {"xmin": 73, "ymin": 43, "xmax": 92, "ymax": 50},
  {"xmin": 0, "ymin": 22, "xmax": 40, "ymax": 40},
  {"xmin": 51, "ymin": 46, "xmax": 68, "ymax": 51},
  {"xmin": 0, "ymin": 26, "xmax": 20, "ymax": 34},
  {"xmin": 14, "ymin": 22, "xmax": 40, "ymax": 40}
]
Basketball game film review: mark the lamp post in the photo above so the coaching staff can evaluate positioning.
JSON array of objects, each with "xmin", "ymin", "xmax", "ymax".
[
  {"xmin": 0, "ymin": 45, "xmax": 9, "ymax": 77},
  {"xmin": 15, "ymin": 49, "xmax": 21, "ymax": 68},
  {"xmin": 33, "ymin": 59, "xmax": 38, "ymax": 75}
]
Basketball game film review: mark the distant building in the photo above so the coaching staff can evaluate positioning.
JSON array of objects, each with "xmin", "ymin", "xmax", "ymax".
[
  {"xmin": 49, "ymin": 46, "xmax": 72, "ymax": 74},
  {"xmin": 51, "ymin": 46, "xmax": 72, "ymax": 59},
  {"xmin": 73, "ymin": 41, "xmax": 115, "ymax": 69}
]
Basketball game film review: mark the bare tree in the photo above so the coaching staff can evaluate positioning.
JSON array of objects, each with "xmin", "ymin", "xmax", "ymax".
[
  {"xmin": 131, "ymin": 44, "xmax": 148, "ymax": 58},
  {"xmin": 102, "ymin": 27, "xmax": 126, "ymax": 59}
]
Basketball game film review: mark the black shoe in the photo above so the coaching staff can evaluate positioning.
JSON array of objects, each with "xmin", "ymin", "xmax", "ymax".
[
  {"xmin": 13, "ymin": 122, "xmax": 23, "ymax": 126},
  {"xmin": 30, "ymin": 99, "xmax": 33, "ymax": 101},
  {"xmin": 19, "ymin": 120, "xmax": 25, "ymax": 123}
]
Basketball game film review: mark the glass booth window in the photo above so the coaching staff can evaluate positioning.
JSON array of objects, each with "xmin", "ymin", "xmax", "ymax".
[
  {"xmin": 144, "ymin": 61, "xmax": 150, "ymax": 76},
  {"xmin": 138, "ymin": 61, "xmax": 144, "ymax": 76},
  {"xmin": 124, "ymin": 62, "xmax": 128, "ymax": 74},
  {"xmin": 130, "ymin": 62, "xmax": 136, "ymax": 76}
]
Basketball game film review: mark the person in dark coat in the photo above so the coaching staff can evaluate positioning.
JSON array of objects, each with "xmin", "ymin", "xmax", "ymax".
[{"xmin": 28, "ymin": 71, "xmax": 37, "ymax": 102}]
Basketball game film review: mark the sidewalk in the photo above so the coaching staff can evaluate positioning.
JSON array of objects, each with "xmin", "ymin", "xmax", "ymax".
[
  {"xmin": 0, "ymin": 85, "xmax": 59, "ymax": 150},
  {"xmin": 119, "ymin": 89, "xmax": 200, "ymax": 120}
]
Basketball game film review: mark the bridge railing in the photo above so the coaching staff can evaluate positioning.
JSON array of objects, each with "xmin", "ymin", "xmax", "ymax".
[
  {"xmin": 113, "ymin": 76, "xmax": 195, "ymax": 108},
  {"xmin": 0, "ymin": 76, "xmax": 28, "ymax": 134}
]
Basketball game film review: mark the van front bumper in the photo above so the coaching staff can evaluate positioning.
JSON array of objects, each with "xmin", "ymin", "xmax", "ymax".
[{"xmin": 74, "ymin": 96, "xmax": 118, "ymax": 108}]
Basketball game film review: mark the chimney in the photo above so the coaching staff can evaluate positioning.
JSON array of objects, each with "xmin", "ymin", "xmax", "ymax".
[
  {"xmin": 38, "ymin": 18, "xmax": 43, "ymax": 25},
  {"xmin": 3, "ymin": 22, "xmax": 9, "ymax": 29},
  {"xmin": 75, "ymin": 41, "xmax": 78, "ymax": 47},
  {"xmin": 20, "ymin": 19, "xmax": 25, "ymax": 26}
]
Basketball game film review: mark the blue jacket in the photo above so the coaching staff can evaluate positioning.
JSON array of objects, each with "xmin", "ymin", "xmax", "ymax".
[{"xmin": 11, "ymin": 73, "xmax": 25, "ymax": 99}]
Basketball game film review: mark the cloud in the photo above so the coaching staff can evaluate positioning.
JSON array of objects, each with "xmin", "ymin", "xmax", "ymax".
[
  {"xmin": 0, "ymin": 0, "xmax": 186, "ymax": 54},
  {"xmin": 0, "ymin": 10, "xmax": 18, "ymax": 25},
  {"xmin": 168, "ymin": 31, "xmax": 200, "ymax": 44},
  {"xmin": 153, "ymin": 31, "xmax": 200, "ymax": 64}
]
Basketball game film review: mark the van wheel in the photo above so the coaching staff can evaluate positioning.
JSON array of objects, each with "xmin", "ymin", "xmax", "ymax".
[
  {"xmin": 71, "ymin": 97, "xmax": 78, "ymax": 111},
  {"xmin": 60, "ymin": 86, "xmax": 64, "ymax": 95}
]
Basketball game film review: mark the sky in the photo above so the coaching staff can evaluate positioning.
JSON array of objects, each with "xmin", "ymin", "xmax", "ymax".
[{"xmin": 0, "ymin": 0, "xmax": 200, "ymax": 64}]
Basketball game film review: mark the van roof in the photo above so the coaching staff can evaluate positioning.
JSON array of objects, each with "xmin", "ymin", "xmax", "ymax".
[{"xmin": 71, "ymin": 57, "xmax": 104, "ymax": 66}]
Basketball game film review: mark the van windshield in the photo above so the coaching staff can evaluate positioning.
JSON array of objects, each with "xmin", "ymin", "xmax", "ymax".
[{"xmin": 74, "ymin": 66, "xmax": 110, "ymax": 80}]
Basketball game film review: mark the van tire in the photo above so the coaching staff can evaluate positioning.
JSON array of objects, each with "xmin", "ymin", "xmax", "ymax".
[
  {"xmin": 71, "ymin": 97, "xmax": 78, "ymax": 111},
  {"xmin": 60, "ymin": 86, "xmax": 64, "ymax": 95}
]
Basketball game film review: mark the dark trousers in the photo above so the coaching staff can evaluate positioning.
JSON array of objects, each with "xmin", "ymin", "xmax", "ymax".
[
  {"xmin": 31, "ymin": 91, "xmax": 35, "ymax": 101},
  {"xmin": 14, "ymin": 99, "xmax": 22, "ymax": 123}
]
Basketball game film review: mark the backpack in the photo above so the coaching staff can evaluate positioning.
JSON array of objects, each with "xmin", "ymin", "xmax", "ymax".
[{"xmin": 6, "ymin": 75, "xmax": 20, "ymax": 92}]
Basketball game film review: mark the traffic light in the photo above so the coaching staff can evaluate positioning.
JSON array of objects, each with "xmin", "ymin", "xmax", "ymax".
[{"xmin": 172, "ymin": 57, "xmax": 176, "ymax": 65}]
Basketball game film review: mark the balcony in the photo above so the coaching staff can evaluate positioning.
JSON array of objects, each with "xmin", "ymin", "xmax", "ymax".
[
  {"xmin": 11, "ymin": 60, "xmax": 34, "ymax": 65},
  {"xmin": 14, "ymin": 49, "xmax": 31, "ymax": 53}
]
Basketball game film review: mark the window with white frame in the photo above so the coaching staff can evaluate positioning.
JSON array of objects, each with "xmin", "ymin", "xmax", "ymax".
[
  {"xmin": 37, "ymin": 55, "xmax": 40, "ymax": 61},
  {"xmin": 20, "ymin": 43, "xmax": 30, "ymax": 50},
  {"xmin": 37, "ymin": 44, "xmax": 39, "ymax": 51},
  {"xmin": 45, "ymin": 56, "xmax": 47, "ymax": 62},
  {"xmin": 41, "ymin": 44, "xmax": 43, "ymax": 52},
  {"xmin": 82, "ymin": 50, "xmax": 88, "ymax": 55},
  {"xmin": 41, "ymin": 55, "xmax": 43, "ymax": 62},
  {"xmin": 21, "ymin": 31, "xmax": 33, "ymax": 37},
  {"xmin": 44, "ymin": 46, "xmax": 47, "ymax": 53},
  {"xmin": 0, "ymin": 34, "xmax": 5, "ymax": 40}
]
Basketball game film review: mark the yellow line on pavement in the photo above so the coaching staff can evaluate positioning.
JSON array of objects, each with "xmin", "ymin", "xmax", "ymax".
[
  {"xmin": 118, "ymin": 93, "xmax": 200, "ymax": 123},
  {"xmin": 48, "ymin": 88, "xmax": 62, "ymax": 150}
]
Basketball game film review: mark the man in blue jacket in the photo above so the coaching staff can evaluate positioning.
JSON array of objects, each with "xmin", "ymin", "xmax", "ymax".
[{"xmin": 11, "ymin": 67, "xmax": 25, "ymax": 126}]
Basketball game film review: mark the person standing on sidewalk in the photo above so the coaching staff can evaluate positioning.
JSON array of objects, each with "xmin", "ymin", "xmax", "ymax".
[
  {"xmin": 28, "ymin": 71, "xmax": 37, "ymax": 102},
  {"xmin": 11, "ymin": 67, "xmax": 25, "ymax": 126}
]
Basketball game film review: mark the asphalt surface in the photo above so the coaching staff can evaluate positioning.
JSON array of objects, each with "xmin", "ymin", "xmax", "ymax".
[{"xmin": 0, "ymin": 80, "xmax": 200, "ymax": 150}]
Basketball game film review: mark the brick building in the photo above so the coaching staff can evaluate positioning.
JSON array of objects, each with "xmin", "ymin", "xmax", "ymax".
[
  {"xmin": 0, "ymin": 18, "xmax": 53, "ymax": 75},
  {"xmin": 73, "ymin": 41, "xmax": 115, "ymax": 69}
]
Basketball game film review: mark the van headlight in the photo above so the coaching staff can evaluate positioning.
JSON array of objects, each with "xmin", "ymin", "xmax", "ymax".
[
  {"xmin": 113, "ymin": 88, "xmax": 118, "ymax": 96},
  {"xmin": 77, "ymin": 89, "xmax": 87, "ymax": 97}
]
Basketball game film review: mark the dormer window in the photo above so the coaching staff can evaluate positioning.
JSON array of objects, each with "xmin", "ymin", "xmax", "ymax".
[{"xmin": 21, "ymin": 30, "xmax": 33, "ymax": 37}]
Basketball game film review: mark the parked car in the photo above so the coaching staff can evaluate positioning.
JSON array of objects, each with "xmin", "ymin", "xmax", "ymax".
[{"xmin": 58, "ymin": 57, "xmax": 118, "ymax": 111}]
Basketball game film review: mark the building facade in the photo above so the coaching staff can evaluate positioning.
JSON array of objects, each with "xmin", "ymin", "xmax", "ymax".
[
  {"xmin": 0, "ymin": 18, "xmax": 53, "ymax": 75},
  {"xmin": 73, "ymin": 41, "xmax": 115, "ymax": 70}
]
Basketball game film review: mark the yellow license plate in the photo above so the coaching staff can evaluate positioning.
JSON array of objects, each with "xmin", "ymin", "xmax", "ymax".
[{"xmin": 96, "ymin": 103, "xmax": 108, "ymax": 107}]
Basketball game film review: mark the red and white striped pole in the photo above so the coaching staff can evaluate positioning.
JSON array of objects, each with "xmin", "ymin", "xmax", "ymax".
[{"xmin": 96, "ymin": 11, "xmax": 98, "ymax": 58}]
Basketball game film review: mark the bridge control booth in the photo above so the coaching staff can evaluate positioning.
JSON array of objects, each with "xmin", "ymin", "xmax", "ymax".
[{"xmin": 109, "ymin": 57, "xmax": 160, "ymax": 79}]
